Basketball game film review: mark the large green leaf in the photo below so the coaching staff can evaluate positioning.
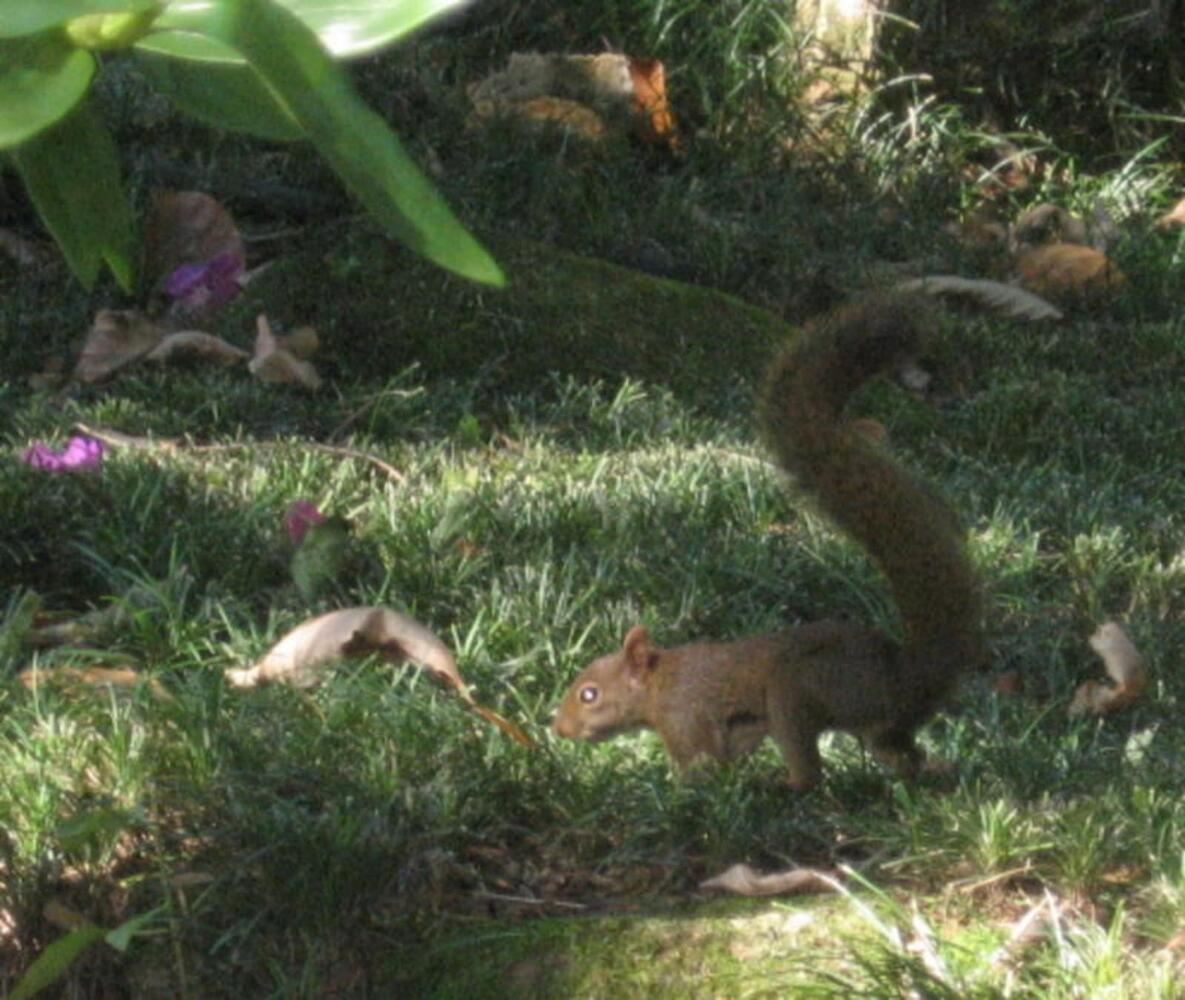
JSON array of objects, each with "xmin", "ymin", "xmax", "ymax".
[
  {"xmin": 158, "ymin": 0, "xmax": 502, "ymax": 286},
  {"xmin": 0, "ymin": 33, "xmax": 95, "ymax": 148},
  {"xmin": 138, "ymin": 0, "xmax": 471, "ymax": 61},
  {"xmin": 9, "ymin": 100, "xmax": 136, "ymax": 291},
  {"xmin": 0, "ymin": 0, "xmax": 157, "ymax": 39},
  {"xmin": 133, "ymin": 49, "xmax": 303, "ymax": 140},
  {"xmin": 9, "ymin": 924, "xmax": 107, "ymax": 1000}
]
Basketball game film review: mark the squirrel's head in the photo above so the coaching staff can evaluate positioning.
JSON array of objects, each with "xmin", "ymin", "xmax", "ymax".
[{"xmin": 552, "ymin": 625, "xmax": 658, "ymax": 742}]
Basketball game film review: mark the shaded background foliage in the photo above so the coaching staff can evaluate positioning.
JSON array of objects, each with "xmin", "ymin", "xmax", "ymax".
[{"xmin": 885, "ymin": 0, "xmax": 1185, "ymax": 160}]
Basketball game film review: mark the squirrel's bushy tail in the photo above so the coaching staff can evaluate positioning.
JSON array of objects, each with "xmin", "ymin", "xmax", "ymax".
[{"xmin": 760, "ymin": 296, "xmax": 982, "ymax": 706}]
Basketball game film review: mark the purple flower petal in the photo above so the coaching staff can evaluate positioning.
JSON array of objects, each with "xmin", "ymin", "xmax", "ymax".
[
  {"xmin": 23, "ymin": 435, "xmax": 104, "ymax": 472},
  {"xmin": 164, "ymin": 262, "xmax": 208, "ymax": 298},
  {"xmin": 285, "ymin": 500, "xmax": 327, "ymax": 546},
  {"xmin": 164, "ymin": 252, "xmax": 245, "ymax": 309}
]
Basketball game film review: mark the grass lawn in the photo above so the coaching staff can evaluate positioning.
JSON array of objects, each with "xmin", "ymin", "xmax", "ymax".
[{"xmin": 5, "ymin": 14, "xmax": 1185, "ymax": 997}]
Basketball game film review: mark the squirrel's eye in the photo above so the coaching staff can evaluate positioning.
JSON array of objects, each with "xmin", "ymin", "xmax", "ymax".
[{"xmin": 579, "ymin": 684, "xmax": 599, "ymax": 705}]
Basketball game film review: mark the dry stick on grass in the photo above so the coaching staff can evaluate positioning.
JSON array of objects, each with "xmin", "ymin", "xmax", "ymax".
[{"xmin": 73, "ymin": 422, "xmax": 406, "ymax": 485}]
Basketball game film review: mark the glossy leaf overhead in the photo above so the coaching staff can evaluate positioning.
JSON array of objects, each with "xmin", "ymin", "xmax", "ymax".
[
  {"xmin": 0, "ymin": 34, "xmax": 95, "ymax": 148},
  {"xmin": 139, "ymin": 0, "xmax": 472, "ymax": 61},
  {"xmin": 158, "ymin": 0, "xmax": 502, "ymax": 285},
  {"xmin": 9, "ymin": 101, "xmax": 136, "ymax": 291},
  {"xmin": 0, "ymin": 0, "xmax": 158, "ymax": 39}
]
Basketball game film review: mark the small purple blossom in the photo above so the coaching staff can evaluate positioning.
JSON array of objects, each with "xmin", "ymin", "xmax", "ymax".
[
  {"xmin": 164, "ymin": 251, "xmax": 244, "ymax": 310},
  {"xmin": 284, "ymin": 500, "xmax": 327, "ymax": 546},
  {"xmin": 24, "ymin": 435, "xmax": 104, "ymax": 472}
]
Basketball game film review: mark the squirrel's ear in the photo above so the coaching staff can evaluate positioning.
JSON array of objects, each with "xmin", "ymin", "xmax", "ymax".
[{"xmin": 623, "ymin": 626, "xmax": 657, "ymax": 678}]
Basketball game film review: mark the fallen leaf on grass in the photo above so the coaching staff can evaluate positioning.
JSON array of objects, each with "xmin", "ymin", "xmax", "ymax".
[
  {"xmin": 700, "ymin": 862, "xmax": 839, "ymax": 897},
  {"xmin": 1156, "ymin": 196, "xmax": 1185, "ymax": 229},
  {"xmin": 471, "ymin": 96, "xmax": 608, "ymax": 141},
  {"xmin": 144, "ymin": 331, "xmax": 250, "ymax": 365},
  {"xmin": 225, "ymin": 607, "xmax": 533, "ymax": 746},
  {"xmin": 628, "ymin": 57, "xmax": 679, "ymax": 149},
  {"xmin": 279, "ymin": 325, "xmax": 319, "ymax": 360},
  {"xmin": 1016, "ymin": 244, "xmax": 1125, "ymax": 303},
  {"xmin": 249, "ymin": 313, "xmax": 322, "ymax": 389},
  {"xmin": 18, "ymin": 666, "xmax": 173, "ymax": 702},
  {"xmin": 141, "ymin": 190, "xmax": 244, "ymax": 295},
  {"xmin": 1068, "ymin": 621, "xmax": 1147, "ymax": 717},
  {"xmin": 74, "ymin": 310, "xmax": 165, "ymax": 383},
  {"xmin": 897, "ymin": 276, "xmax": 1063, "ymax": 321}
]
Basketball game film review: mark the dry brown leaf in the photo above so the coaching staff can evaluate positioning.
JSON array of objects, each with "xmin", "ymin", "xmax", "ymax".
[
  {"xmin": 897, "ymin": 276, "xmax": 1063, "ymax": 321},
  {"xmin": 1069, "ymin": 621, "xmax": 1147, "ymax": 717},
  {"xmin": 73, "ymin": 309, "xmax": 165, "ymax": 383},
  {"xmin": 249, "ymin": 313, "xmax": 322, "ymax": 389},
  {"xmin": 700, "ymin": 862, "xmax": 839, "ymax": 897},
  {"xmin": 278, "ymin": 325, "xmax": 319, "ymax": 360},
  {"xmin": 18, "ymin": 665, "xmax": 173, "ymax": 702},
  {"xmin": 1156, "ymin": 196, "xmax": 1185, "ymax": 229},
  {"xmin": 1016, "ymin": 244, "xmax": 1125, "ymax": 303},
  {"xmin": 141, "ymin": 190, "xmax": 244, "ymax": 293},
  {"xmin": 472, "ymin": 96, "xmax": 608, "ymax": 141},
  {"xmin": 145, "ymin": 331, "xmax": 250, "ymax": 365},
  {"xmin": 468, "ymin": 52, "xmax": 633, "ymax": 110},
  {"xmin": 225, "ymin": 607, "xmax": 534, "ymax": 746},
  {"xmin": 628, "ymin": 57, "xmax": 679, "ymax": 149}
]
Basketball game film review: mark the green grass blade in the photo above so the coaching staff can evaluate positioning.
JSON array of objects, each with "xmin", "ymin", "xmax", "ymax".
[
  {"xmin": 10, "ymin": 924, "xmax": 108, "ymax": 1000},
  {"xmin": 0, "ymin": 33, "xmax": 95, "ymax": 148},
  {"xmin": 9, "ymin": 99, "xmax": 136, "ymax": 291},
  {"xmin": 157, "ymin": 0, "xmax": 503, "ymax": 286}
]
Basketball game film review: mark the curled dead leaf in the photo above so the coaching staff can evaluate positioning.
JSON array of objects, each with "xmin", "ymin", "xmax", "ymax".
[
  {"xmin": 142, "ymin": 190, "xmax": 244, "ymax": 293},
  {"xmin": 74, "ymin": 310, "xmax": 165, "ymax": 383},
  {"xmin": 1069, "ymin": 621, "xmax": 1147, "ymax": 717},
  {"xmin": 1156, "ymin": 196, "xmax": 1185, "ymax": 229},
  {"xmin": 145, "ymin": 331, "xmax": 250, "ymax": 365},
  {"xmin": 250, "ymin": 313, "xmax": 322, "ymax": 389},
  {"xmin": 897, "ymin": 276, "xmax": 1063, "ymax": 321},
  {"xmin": 226, "ymin": 607, "xmax": 533, "ymax": 746},
  {"xmin": 700, "ymin": 862, "xmax": 839, "ymax": 897},
  {"xmin": 279, "ymin": 325, "xmax": 319, "ymax": 360},
  {"xmin": 628, "ymin": 57, "xmax": 679, "ymax": 149},
  {"xmin": 1016, "ymin": 244, "xmax": 1125, "ymax": 303}
]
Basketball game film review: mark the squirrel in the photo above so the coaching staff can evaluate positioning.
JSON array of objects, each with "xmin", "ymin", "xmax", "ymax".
[{"xmin": 552, "ymin": 296, "xmax": 984, "ymax": 789}]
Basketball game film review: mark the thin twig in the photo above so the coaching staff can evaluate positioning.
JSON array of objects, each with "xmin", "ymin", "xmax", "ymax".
[
  {"xmin": 470, "ymin": 890, "xmax": 588, "ymax": 911},
  {"xmin": 73, "ymin": 422, "xmax": 405, "ymax": 484}
]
